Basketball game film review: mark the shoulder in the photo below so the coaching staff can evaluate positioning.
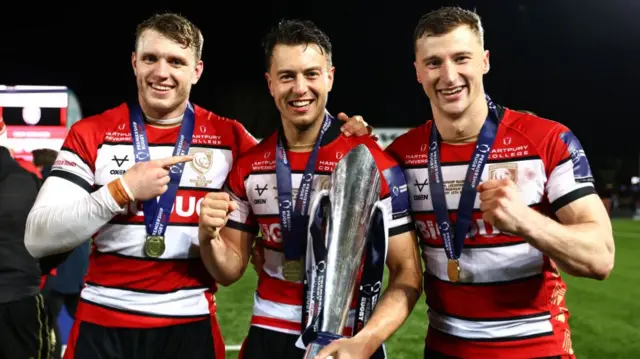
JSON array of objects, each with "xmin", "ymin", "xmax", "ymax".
[{"xmin": 500, "ymin": 108, "xmax": 570, "ymax": 144}]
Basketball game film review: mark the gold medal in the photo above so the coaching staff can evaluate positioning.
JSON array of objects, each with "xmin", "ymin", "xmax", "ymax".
[
  {"xmin": 447, "ymin": 259, "xmax": 460, "ymax": 283},
  {"xmin": 145, "ymin": 235, "xmax": 166, "ymax": 258},
  {"xmin": 282, "ymin": 259, "xmax": 303, "ymax": 282}
]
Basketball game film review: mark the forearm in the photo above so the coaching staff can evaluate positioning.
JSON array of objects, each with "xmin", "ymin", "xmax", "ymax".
[
  {"xmin": 25, "ymin": 177, "xmax": 125, "ymax": 258},
  {"xmin": 199, "ymin": 233, "xmax": 247, "ymax": 286},
  {"xmin": 522, "ymin": 209, "xmax": 614, "ymax": 279},
  {"xmin": 353, "ymin": 267, "xmax": 421, "ymax": 355}
]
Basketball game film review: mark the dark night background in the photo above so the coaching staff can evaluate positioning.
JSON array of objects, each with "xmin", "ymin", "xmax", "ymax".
[{"xmin": 1, "ymin": 0, "xmax": 639, "ymax": 184}]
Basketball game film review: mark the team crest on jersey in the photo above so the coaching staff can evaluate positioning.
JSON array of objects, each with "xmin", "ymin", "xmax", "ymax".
[
  {"xmin": 489, "ymin": 163, "xmax": 518, "ymax": 183},
  {"xmin": 189, "ymin": 149, "xmax": 213, "ymax": 187}
]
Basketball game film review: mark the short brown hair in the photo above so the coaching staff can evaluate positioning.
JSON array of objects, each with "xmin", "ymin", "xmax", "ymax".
[
  {"xmin": 135, "ymin": 13, "xmax": 204, "ymax": 61},
  {"xmin": 413, "ymin": 7, "xmax": 484, "ymax": 50},
  {"xmin": 32, "ymin": 148, "xmax": 58, "ymax": 168}
]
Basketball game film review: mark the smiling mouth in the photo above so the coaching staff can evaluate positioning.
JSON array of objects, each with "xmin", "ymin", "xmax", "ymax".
[
  {"xmin": 149, "ymin": 83, "xmax": 173, "ymax": 91},
  {"xmin": 289, "ymin": 99, "xmax": 313, "ymax": 108},
  {"xmin": 438, "ymin": 86, "xmax": 465, "ymax": 95}
]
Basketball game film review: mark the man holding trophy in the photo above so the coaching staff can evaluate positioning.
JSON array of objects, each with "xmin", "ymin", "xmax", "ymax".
[{"xmin": 198, "ymin": 19, "xmax": 422, "ymax": 359}]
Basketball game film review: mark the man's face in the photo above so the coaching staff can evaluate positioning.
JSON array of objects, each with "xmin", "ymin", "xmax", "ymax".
[
  {"xmin": 265, "ymin": 44, "xmax": 334, "ymax": 130},
  {"xmin": 414, "ymin": 25, "xmax": 489, "ymax": 118},
  {"xmin": 132, "ymin": 29, "xmax": 203, "ymax": 119}
]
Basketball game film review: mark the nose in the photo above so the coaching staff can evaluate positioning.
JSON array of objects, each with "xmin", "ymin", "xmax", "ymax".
[
  {"xmin": 440, "ymin": 60, "xmax": 457, "ymax": 84},
  {"xmin": 292, "ymin": 75, "xmax": 308, "ymax": 95},
  {"xmin": 152, "ymin": 59, "xmax": 170, "ymax": 78}
]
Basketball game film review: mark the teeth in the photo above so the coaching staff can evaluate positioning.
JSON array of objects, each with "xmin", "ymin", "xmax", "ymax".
[
  {"xmin": 441, "ymin": 87, "xmax": 463, "ymax": 95},
  {"xmin": 151, "ymin": 84, "xmax": 171, "ymax": 91},
  {"xmin": 291, "ymin": 100, "xmax": 311, "ymax": 107}
]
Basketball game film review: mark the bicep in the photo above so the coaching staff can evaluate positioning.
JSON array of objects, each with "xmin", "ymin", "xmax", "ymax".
[
  {"xmin": 32, "ymin": 176, "xmax": 90, "ymax": 210},
  {"xmin": 386, "ymin": 230, "xmax": 422, "ymax": 274},
  {"xmin": 555, "ymin": 193, "xmax": 612, "ymax": 232}
]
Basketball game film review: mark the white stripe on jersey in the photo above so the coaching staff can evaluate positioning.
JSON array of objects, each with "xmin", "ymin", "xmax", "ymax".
[
  {"xmin": 81, "ymin": 284, "xmax": 210, "ymax": 317},
  {"xmin": 423, "ymin": 243, "xmax": 544, "ymax": 283},
  {"xmin": 96, "ymin": 224, "xmax": 199, "ymax": 259},
  {"xmin": 252, "ymin": 293, "xmax": 357, "ymax": 335},
  {"xmin": 546, "ymin": 159, "xmax": 594, "ymax": 204},
  {"xmin": 403, "ymin": 158, "xmax": 547, "ymax": 212},
  {"xmin": 428, "ymin": 309, "xmax": 553, "ymax": 340},
  {"xmin": 94, "ymin": 143, "xmax": 232, "ymax": 189},
  {"xmin": 53, "ymin": 149, "xmax": 95, "ymax": 186}
]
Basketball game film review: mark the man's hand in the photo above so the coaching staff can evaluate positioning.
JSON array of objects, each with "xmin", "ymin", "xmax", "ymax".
[
  {"xmin": 314, "ymin": 336, "xmax": 373, "ymax": 359},
  {"xmin": 122, "ymin": 155, "xmax": 193, "ymax": 201},
  {"xmin": 336, "ymin": 112, "xmax": 373, "ymax": 138},
  {"xmin": 478, "ymin": 179, "xmax": 532, "ymax": 235},
  {"xmin": 198, "ymin": 192, "xmax": 238, "ymax": 244}
]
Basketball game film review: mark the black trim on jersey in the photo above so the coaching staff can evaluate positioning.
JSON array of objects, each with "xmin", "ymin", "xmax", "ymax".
[
  {"xmin": 60, "ymin": 146, "xmax": 94, "ymax": 171},
  {"xmin": 107, "ymin": 220, "xmax": 198, "ymax": 227},
  {"xmin": 425, "ymin": 272, "xmax": 543, "ymax": 287},
  {"xmin": 435, "ymin": 308, "xmax": 551, "ymax": 323},
  {"xmin": 225, "ymin": 219, "xmax": 259, "ymax": 235},
  {"xmin": 556, "ymin": 157, "xmax": 571, "ymax": 167},
  {"xmin": 412, "ymin": 202, "xmax": 543, "ymax": 216},
  {"xmin": 94, "ymin": 250, "xmax": 202, "ymax": 262},
  {"xmin": 420, "ymin": 239, "xmax": 528, "ymax": 249},
  {"xmin": 550, "ymin": 186, "xmax": 596, "ymax": 213},
  {"xmin": 429, "ymin": 325, "xmax": 553, "ymax": 343},
  {"xmin": 48, "ymin": 170, "xmax": 93, "ymax": 192},
  {"xmin": 98, "ymin": 141, "xmax": 233, "ymax": 151},
  {"xmin": 243, "ymin": 170, "xmax": 333, "ymax": 182},
  {"xmin": 79, "ymin": 297, "xmax": 211, "ymax": 319},
  {"xmin": 400, "ymin": 155, "xmax": 542, "ymax": 169},
  {"xmin": 389, "ymin": 222, "xmax": 414, "ymax": 237},
  {"xmin": 83, "ymin": 281, "xmax": 208, "ymax": 295}
]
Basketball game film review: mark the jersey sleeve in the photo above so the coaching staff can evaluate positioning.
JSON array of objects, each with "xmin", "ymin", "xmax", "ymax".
[
  {"xmin": 232, "ymin": 120, "xmax": 258, "ymax": 156},
  {"xmin": 380, "ymin": 164, "xmax": 414, "ymax": 237},
  {"xmin": 48, "ymin": 119, "xmax": 98, "ymax": 192},
  {"xmin": 224, "ymin": 160, "xmax": 258, "ymax": 234},
  {"xmin": 543, "ymin": 124, "xmax": 596, "ymax": 212}
]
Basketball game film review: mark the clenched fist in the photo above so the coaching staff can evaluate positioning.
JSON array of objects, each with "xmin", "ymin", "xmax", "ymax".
[
  {"xmin": 199, "ymin": 192, "xmax": 239, "ymax": 243},
  {"xmin": 122, "ymin": 155, "xmax": 193, "ymax": 201}
]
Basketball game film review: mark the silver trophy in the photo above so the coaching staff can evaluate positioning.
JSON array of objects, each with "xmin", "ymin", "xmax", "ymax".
[{"xmin": 302, "ymin": 144, "xmax": 382, "ymax": 359}]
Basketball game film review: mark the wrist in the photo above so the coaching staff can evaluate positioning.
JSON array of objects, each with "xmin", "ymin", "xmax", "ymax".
[
  {"xmin": 107, "ymin": 177, "xmax": 132, "ymax": 207},
  {"xmin": 353, "ymin": 329, "xmax": 383, "ymax": 356}
]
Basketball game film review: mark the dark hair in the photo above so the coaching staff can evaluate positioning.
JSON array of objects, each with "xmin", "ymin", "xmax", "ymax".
[
  {"xmin": 135, "ymin": 13, "xmax": 204, "ymax": 61},
  {"xmin": 262, "ymin": 19, "xmax": 333, "ymax": 71},
  {"xmin": 413, "ymin": 6, "xmax": 484, "ymax": 51},
  {"xmin": 32, "ymin": 148, "xmax": 58, "ymax": 168}
]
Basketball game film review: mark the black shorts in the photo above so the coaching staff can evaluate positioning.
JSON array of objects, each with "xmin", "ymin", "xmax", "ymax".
[
  {"xmin": 64, "ymin": 316, "xmax": 225, "ymax": 359},
  {"xmin": 0, "ymin": 294, "xmax": 56, "ymax": 359},
  {"xmin": 239, "ymin": 326, "xmax": 305, "ymax": 359}
]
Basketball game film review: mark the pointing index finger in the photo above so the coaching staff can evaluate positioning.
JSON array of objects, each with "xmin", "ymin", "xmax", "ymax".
[{"xmin": 157, "ymin": 155, "xmax": 193, "ymax": 167}]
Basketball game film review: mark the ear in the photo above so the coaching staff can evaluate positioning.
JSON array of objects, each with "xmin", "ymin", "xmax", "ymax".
[
  {"xmin": 483, "ymin": 50, "xmax": 490, "ymax": 74},
  {"xmin": 265, "ymin": 72, "xmax": 274, "ymax": 97},
  {"xmin": 131, "ymin": 52, "xmax": 137, "ymax": 76},
  {"xmin": 326, "ymin": 66, "xmax": 335, "ymax": 92},
  {"xmin": 192, "ymin": 60, "xmax": 204, "ymax": 85}
]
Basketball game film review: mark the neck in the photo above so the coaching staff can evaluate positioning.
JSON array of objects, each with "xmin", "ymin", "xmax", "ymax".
[
  {"xmin": 281, "ymin": 113, "xmax": 326, "ymax": 153},
  {"xmin": 138, "ymin": 94, "xmax": 187, "ymax": 128},
  {"xmin": 432, "ymin": 94, "xmax": 488, "ymax": 144}
]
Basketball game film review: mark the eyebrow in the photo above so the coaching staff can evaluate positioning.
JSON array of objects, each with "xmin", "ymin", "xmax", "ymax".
[
  {"xmin": 276, "ymin": 66, "xmax": 323, "ymax": 76},
  {"xmin": 422, "ymin": 51, "xmax": 473, "ymax": 63}
]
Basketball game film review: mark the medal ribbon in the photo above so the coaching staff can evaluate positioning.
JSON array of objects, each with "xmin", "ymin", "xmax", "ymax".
[
  {"xmin": 275, "ymin": 114, "xmax": 332, "ymax": 264},
  {"xmin": 129, "ymin": 102, "xmax": 195, "ymax": 238},
  {"xmin": 428, "ymin": 95, "xmax": 500, "ymax": 270}
]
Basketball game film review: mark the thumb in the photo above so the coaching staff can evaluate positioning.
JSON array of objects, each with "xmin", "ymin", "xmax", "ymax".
[
  {"xmin": 314, "ymin": 340, "xmax": 340, "ymax": 359},
  {"xmin": 336, "ymin": 112, "xmax": 349, "ymax": 122}
]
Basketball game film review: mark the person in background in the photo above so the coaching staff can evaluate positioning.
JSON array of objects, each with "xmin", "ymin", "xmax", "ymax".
[
  {"xmin": 33, "ymin": 148, "xmax": 59, "ymax": 178},
  {"xmin": 0, "ymin": 117, "xmax": 55, "ymax": 359}
]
